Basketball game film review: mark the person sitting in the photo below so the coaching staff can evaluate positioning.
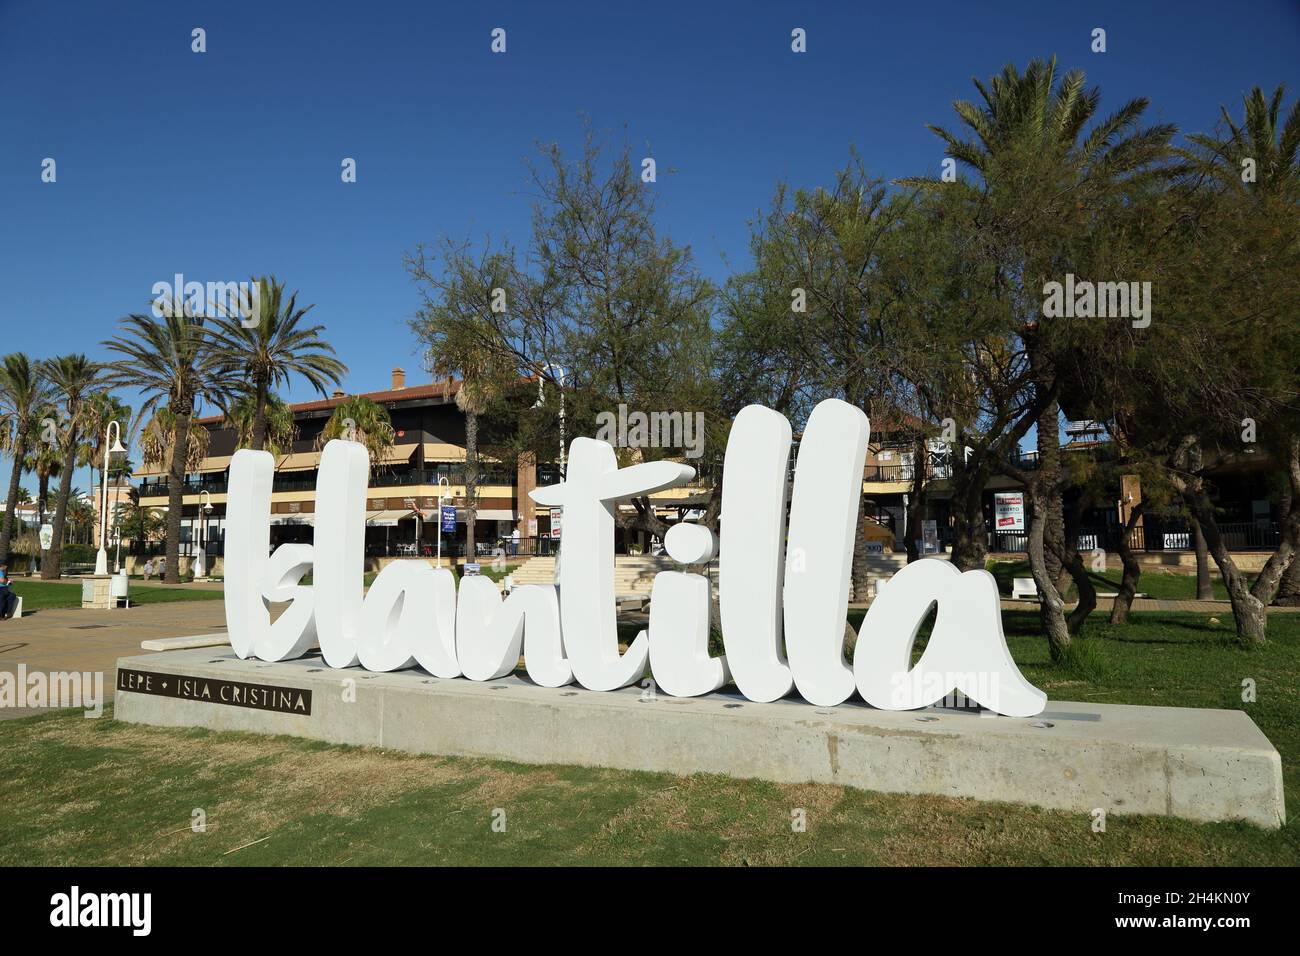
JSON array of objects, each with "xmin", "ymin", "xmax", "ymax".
[{"xmin": 0, "ymin": 564, "xmax": 16, "ymax": 620}]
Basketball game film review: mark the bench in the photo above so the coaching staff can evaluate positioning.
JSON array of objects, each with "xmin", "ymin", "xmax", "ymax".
[{"xmin": 1011, "ymin": 577, "xmax": 1040, "ymax": 601}]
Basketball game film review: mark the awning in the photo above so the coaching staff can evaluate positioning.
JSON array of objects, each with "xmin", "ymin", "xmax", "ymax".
[
  {"xmin": 196, "ymin": 456, "xmax": 233, "ymax": 473},
  {"xmin": 366, "ymin": 509, "xmax": 414, "ymax": 527},
  {"xmin": 377, "ymin": 442, "xmax": 419, "ymax": 465},
  {"xmin": 270, "ymin": 514, "xmax": 314, "ymax": 526},
  {"xmin": 423, "ymin": 442, "xmax": 467, "ymax": 461},
  {"xmin": 274, "ymin": 452, "xmax": 320, "ymax": 472},
  {"xmin": 467, "ymin": 508, "xmax": 515, "ymax": 522}
]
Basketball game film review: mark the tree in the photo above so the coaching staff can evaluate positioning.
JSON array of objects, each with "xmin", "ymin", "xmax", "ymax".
[
  {"xmin": 224, "ymin": 391, "xmax": 298, "ymax": 455},
  {"xmin": 408, "ymin": 125, "xmax": 717, "ymax": 550},
  {"xmin": 78, "ymin": 391, "xmax": 133, "ymax": 548},
  {"xmin": 23, "ymin": 440, "xmax": 60, "ymax": 528},
  {"xmin": 38, "ymin": 355, "xmax": 102, "ymax": 579},
  {"xmin": 1187, "ymin": 84, "xmax": 1300, "ymax": 612},
  {"xmin": 0, "ymin": 353, "xmax": 50, "ymax": 564},
  {"xmin": 906, "ymin": 57, "xmax": 1176, "ymax": 657},
  {"xmin": 209, "ymin": 276, "xmax": 345, "ymax": 451},
  {"xmin": 102, "ymin": 303, "xmax": 230, "ymax": 584},
  {"xmin": 138, "ymin": 408, "xmax": 211, "ymax": 475},
  {"xmin": 314, "ymin": 396, "xmax": 395, "ymax": 471}
]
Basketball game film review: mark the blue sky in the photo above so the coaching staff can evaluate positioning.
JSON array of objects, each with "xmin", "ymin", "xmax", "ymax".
[{"xmin": 1, "ymin": 0, "xmax": 1298, "ymax": 493}]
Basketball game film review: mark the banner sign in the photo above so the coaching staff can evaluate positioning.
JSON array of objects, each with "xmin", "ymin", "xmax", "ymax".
[
  {"xmin": 993, "ymin": 492, "xmax": 1026, "ymax": 532},
  {"xmin": 219, "ymin": 399, "xmax": 1046, "ymax": 717},
  {"xmin": 441, "ymin": 505, "xmax": 457, "ymax": 533},
  {"xmin": 550, "ymin": 508, "xmax": 562, "ymax": 539}
]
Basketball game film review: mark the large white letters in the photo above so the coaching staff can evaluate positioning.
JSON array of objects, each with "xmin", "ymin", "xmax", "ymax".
[
  {"xmin": 529, "ymin": 438, "xmax": 693, "ymax": 691},
  {"xmin": 223, "ymin": 400, "xmax": 1045, "ymax": 717}
]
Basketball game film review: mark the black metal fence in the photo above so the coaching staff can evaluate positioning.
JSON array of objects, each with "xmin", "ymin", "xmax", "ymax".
[{"xmin": 992, "ymin": 520, "xmax": 1281, "ymax": 554}]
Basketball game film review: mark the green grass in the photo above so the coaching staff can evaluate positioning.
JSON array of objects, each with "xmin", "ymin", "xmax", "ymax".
[
  {"xmin": 1, "ymin": 609, "xmax": 1296, "ymax": 866},
  {"xmin": 987, "ymin": 558, "xmax": 1230, "ymax": 601},
  {"xmin": 7, "ymin": 579, "xmax": 224, "ymax": 611}
]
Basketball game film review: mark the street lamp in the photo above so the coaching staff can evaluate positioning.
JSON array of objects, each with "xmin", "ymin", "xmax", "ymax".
[
  {"xmin": 95, "ymin": 421, "xmax": 127, "ymax": 576},
  {"xmin": 533, "ymin": 363, "xmax": 567, "ymax": 479},
  {"xmin": 195, "ymin": 489, "xmax": 213, "ymax": 578}
]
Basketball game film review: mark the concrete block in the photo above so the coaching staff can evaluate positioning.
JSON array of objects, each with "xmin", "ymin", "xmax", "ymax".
[
  {"xmin": 113, "ymin": 648, "xmax": 1286, "ymax": 828},
  {"xmin": 140, "ymin": 633, "xmax": 231, "ymax": 652}
]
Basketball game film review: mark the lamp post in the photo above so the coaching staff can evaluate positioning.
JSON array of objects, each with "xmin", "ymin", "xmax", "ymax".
[
  {"xmin": 533, "ymin": 364, "xmax": 567, "ymax": 479},
  {"xmin": 195, "ymin": 489, "xmax": 212, "ymax": 578},
  {"xmin": 436, "ymin": 475, "xmax": 450, "ymax": 564},
  {"xmin": 95, "ymin": 421, "xmax": 127, "ymax": 576}
]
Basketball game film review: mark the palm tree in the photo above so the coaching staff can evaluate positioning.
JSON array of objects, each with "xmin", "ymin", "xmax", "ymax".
[
  {"xmin": 137, "ymin": 408, "xmax": 211, "ymax": 475},
  {"xmin": 65, "ymin": 494, "xmax": 95, "ymax": 545},
  {"xmin": 908, "ymin": 57, "xmax": 1175, "ymax": 658},
  {"xmin": 209, "ymin": 276, "xmax": 346, "ymax": 451},
  {"xmin": 455, "ymin": 379, "xmax": 492, "ymax": 558},
  {"xmin": 23, "ymin": 441, "xmax": 61, "ymax": 528},
  {"xmin": 37, "ymin": 355, "xmax": 102, "ymax": 578},
  {"xmin": 314, "ymin": 395, "xmax": 395, "ymax": 469},
  {"xmin": 0, "ymin": 353, "xmax": 50, "ymax": 564},
  {"xmin": 1185, "ymin": 85, "xmax": 1300, "ymax": 611},
  {"xmin": 78, "ymin": 392, "xmax": 132, "ymax": 549},
  {"xmin": 223, "ymin": 391, "xmax": 298, "ymax": 455},
  {"xmin": 1186, "ymin": 84, "xmax": 1300, "ymax": 198},
  {"xmin": 102, "ymin": 302, "xmax": 230, "ymax": 584}
]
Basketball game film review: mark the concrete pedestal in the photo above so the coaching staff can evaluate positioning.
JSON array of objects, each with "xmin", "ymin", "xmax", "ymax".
[
  {"xmin": 81, "ymin": 574, "xmax": 113, "ymax": 609},
  {"xmin": 113, "ymin": 647, "xmax": 1286, "ymax": 828}
]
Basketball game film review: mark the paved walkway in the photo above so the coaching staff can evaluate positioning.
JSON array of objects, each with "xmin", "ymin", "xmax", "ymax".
[{"xmin": 0, "ymin": 599, "xmax": 227, "ymax": 720}]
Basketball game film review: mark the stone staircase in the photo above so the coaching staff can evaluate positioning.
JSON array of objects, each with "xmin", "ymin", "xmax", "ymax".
[
  {"xmin": 509, "ymin": 550, "xmax": 927, "ymax": 603},
  {"xmin": 508, "ymin": 554, "xmax": 677, "ymax": 597}
]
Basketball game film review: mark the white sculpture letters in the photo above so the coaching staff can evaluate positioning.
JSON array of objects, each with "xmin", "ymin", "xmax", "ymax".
[{"xmin": 223, "ymin": 398, "xmax": 1046, "ymax": 717}]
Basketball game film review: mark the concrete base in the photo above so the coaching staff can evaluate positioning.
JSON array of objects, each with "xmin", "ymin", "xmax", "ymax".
[{"xmin": 113, "ymin": 648, "xmax": 1286, "ymax": 829}]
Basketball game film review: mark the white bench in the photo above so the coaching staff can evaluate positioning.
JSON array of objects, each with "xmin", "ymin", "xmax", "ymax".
[{"xmin": 1011, "ymin": 577, "xmax": 1040, "ymax": 601}]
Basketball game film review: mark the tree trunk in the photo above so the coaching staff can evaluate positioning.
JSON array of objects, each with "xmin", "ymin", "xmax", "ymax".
[
  {"xmin": 0, "ymin": 425, "xmax": 27, "ymax": 564},
  {"xmin": 41, "ymin": 426, "xmax": 78, "ymax": 580},
  {"xmin": 1035, "ymin": 395, "xmax": 1066, "ymax": 636},
  {"xmin": 1275, "ymin": 552, "xmax": 1300, "ymax": 606},
  {"xmin": 1185, "ymin": 488, "xmax": 1266, "ymax": 645},
  {"xmin": 164, "ymin": 411, "xmax": 191, "ymax": 584},
  {"xmin": 1251, "ymin": 437, "xmax": 1300, "ymax": 608},
  {"xmin": 948, "ymin": 461, "xmax": 987, "ymax": 571},
  {"xmin": 1191, "ymin": 517, "xmax": 1214, "ymax": 600},
  {"xmin": 251, "ymin": 376, "xmax": 268, "ymax": 451},
  {"xmin": 1056, "ymin": 497, "xmax": 1095, "ymax": 636},
  {"xmin": 1109, "ymin": 504, "xmax": 1144, "ymax": 625},
  {"xmin": 902, "ymin": 433, "xmax": 927, "ymax": 563},
  {"xmin": 850, "ymin": 498, "xmax": 870, "ymax": 601},
  {"xmin": 1027, "ymin": 481, "xmax": 1070, "ymax": 660},
  {"xmin": 464, "ymin": 409, "xmax": 478, "ymax": 560}
]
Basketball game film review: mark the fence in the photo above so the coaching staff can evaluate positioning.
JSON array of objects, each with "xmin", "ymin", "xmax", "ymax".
[{"xmin": 991, "ymin": 520, "xmax": 1282, "ymax": 554}]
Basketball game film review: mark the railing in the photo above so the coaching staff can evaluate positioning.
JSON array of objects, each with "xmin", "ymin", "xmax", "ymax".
[
  {"xmin": 991, "ymin": 520, "xmax": 1283, "ymax": 555},
  {"xmin": 138, "ymin": 464, "xmax": 522, "ymax": 497}
]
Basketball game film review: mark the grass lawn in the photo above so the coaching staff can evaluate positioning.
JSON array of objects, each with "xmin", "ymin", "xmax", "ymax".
[
  {"xmin": 0, "ymin": 609, "xmax": 1296, "ymax": 865},
  {"xmin": 8, "ymin": 579, "xmax": 224, "ymax": 611},
  {"xmin": 987, "ymin": 558, "xmax": 1230, "ymax": 601}
]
